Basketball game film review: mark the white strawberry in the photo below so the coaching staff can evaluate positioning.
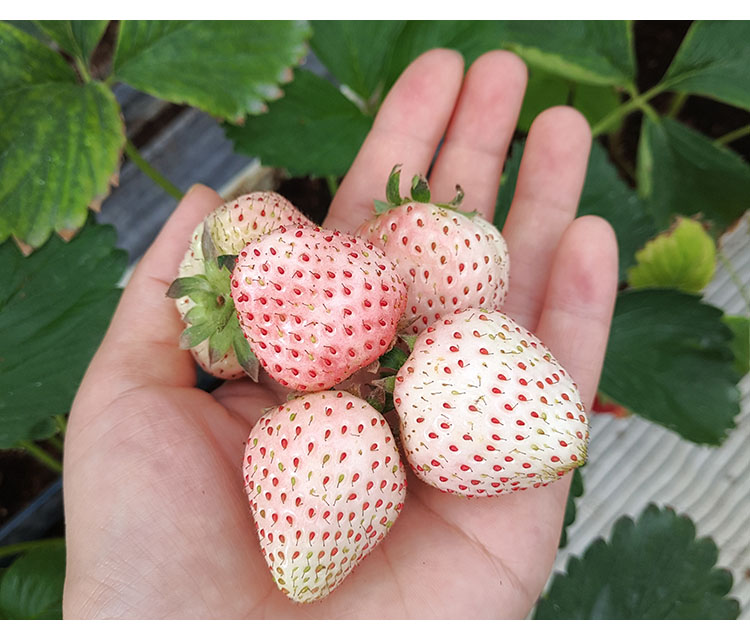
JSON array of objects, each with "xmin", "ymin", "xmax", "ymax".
[
  {"xmin": 244, "ymin": 390, "xmax": 407, "ymax": 603},
  {"xmin": 393, "ymin": 309, "xmax": 588, "ymax": 497},
  {"xmin": 169, "ymin": 192, "xmax": 309, "ymax": 379},
  {"xmin": 356, "ymin": 166, "xmax": 510, "ymax": 334}
]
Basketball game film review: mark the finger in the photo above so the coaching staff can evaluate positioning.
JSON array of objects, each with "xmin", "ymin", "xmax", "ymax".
[
  {"xmin": 535, "ymin": 215, "xmax": 619, "ymax": 410},
  {"xmin": 212, "ymin": 375, "xmax": 287, "ymax": 427},
  {"xmin": 429, "ymin": 50, "xmax": 527, "ymax": 218},
  {"xmin": 501, "ymin": 107, "xmax": 592, "ymax": 331},
  {"xmin": 325, "ymin": 49, "xmax": 465, "ymax": 233},
  {"xmin": 92, "ymin": 185, "xmax": 225, "ymax": 390}
]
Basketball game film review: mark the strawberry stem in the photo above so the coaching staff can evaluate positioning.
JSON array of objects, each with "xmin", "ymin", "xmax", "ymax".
[
  {"xmin": 124, "ymin": 139, "xmax": 185, "ymax": 201},
  {"xmin": 17, "ymin": 440, "xmax": 63, "ymax": 474},
  {"xmin": 0, "ymin": 538, "xmax": 65, "ymax": 560}
]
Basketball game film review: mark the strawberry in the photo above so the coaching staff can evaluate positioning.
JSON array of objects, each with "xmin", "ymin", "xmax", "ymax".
[
  {"xmin": 356, "ymin": 166, "xmax": 510, "ymax": 334},
  {"xmin": 393, "ymin": 309, "xmax": 588, "ymax": 497},
  {"xmin": 230, "ymin": 225, "xmax": 408, "ymax": 392},
  {"xmin": 168, "ymin": 192, "xmax": 309, "ymax": 379},
  {"xmin": 244, "ymin": 390, "xmax": 407, "ymax": 603}
]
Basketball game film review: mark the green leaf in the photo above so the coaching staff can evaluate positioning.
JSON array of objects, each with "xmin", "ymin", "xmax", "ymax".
[
  {"xmin": 180, "ymin": 321, "xmax": 217, "ymax": 350},
  {"xmin": 535, "ymin": 504, "xmax": 739, "ymax": 619},
  {"xmin": 2, "ymin": 21, "xmax": 48, "ymax": 41},
  {"xmin": 383, "ymin": 21, "xmax": 506, "ymax": 89},
  {"xmin": 572, "ymin": 83, "xmax": 623, "ymax": 133},
  {"xmin": 379, "ymin": 346, "xmax": 409, "ymax": 371},
  {"xmin": 226, "ymin": 69, "xmax": 374, "ymax": 177},
  {"xmin": 166, "ymin": 274, "xmax": 212, "ymax": 300},
  {"xmin": 502, "ymin": 21, "xmax": 636, "ymax": 88},
  {"xmin": 637, "ymin": 117, "xmax": 750, "ymax": 234},
  {"xmin": 386, "ymin": 164, "xmax": 404, "ymax": 206},
  {"xmin": 34, "ymin": 20, "xmax": 109, "ymax": 63},
  {"xmin": 24, "ymin": 417, "xmax": 63, "ymax": 443},
  {"xmin": 0, "ymin": 542, "xmax": 66, "ymax": 619},
  {"xmin": 113, "ymin": 20, "xmax": 310, "ymax": 122},
  {"xmin": 724, "ymin": 315, "xmax": 750, "ymax": 377},
  {"xmin": 517, "ymin": 67, "xmax": 571, "ymax": 133},
  {"xmin": 559, "ymin": 467, "xmax": 584, "ymax": 549},
  {"xmin": 495, "ymin": 140, "xmax": 656, "ymax": 279},
  {"xmin": 208, "ymin": 321, "xmax": 234, "ymax": 365},
  {"xmin": 661, "ymin": 21, "xmax": 750, "ymax": 111},
  {"xmin": 310, "ymin": 21, "xmax": 406, "ymax": 103},
  {"xmin": 233, "ymin": 331, "xmax": 259, "ymax": 382},
  {"xmin": 0, "ymin": 23, "xmax": 124, "ymax": 247},
  {"xmin": 628, "ymin": 217, "xmax": 716, "ymax": 292},
  {"xmin": 0, "ymin": 220, "xmax": 126, "ymax": 448},
  {"xmin": 410, "ymin": 174, "xmax": 431, "ymax": 203},
  {"xmin": 493, "ymin": 141, "xmax": 523, "ymax": 230},
  {"xmin": 579, "ymin": 143, "xmax": 657, "ymax": 279},
  {"xmin": 599, "ymin": 289, "xmax": 740, "ymax": 445}
]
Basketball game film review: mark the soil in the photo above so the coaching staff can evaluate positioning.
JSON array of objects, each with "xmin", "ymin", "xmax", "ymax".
[
  {"xmin": 277, "ymin": 176, "xmax": 334, "ymax": 226},
  {"xmin": 3, "ymin": 19, "xmax": 748, "ymax": 538},
  {"xmin": 0, "ymin": 449, "xmax": 58, "ymax": 528}
]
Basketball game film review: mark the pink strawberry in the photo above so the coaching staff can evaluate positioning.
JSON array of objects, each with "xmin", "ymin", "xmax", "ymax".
[
  {"xmin": 244, "ymin": 390, "xmax": 407, "ymax": 603},
  {"xmin": 169, "ymin": 192, "xmax": 309, "ymax": 379},
  {"xmin": 230, "ymin": 225, "xmax": 408, "ymax": 392},
  {"xmin": 393, "ymin": 309, "xmax": 588, "ymax": 497},
  {"xmin": 356, "ymin": 166, "xmax": 510, "ymax": 334}
]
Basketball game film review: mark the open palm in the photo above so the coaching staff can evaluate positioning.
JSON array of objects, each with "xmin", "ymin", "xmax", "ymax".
[{"xmin": 63, "ymin": 49, "xmax": 618, "ymax": 619}]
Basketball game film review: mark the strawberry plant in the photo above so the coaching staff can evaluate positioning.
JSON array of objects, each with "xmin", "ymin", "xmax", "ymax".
[{"xmin": 1, "ymin": 19, "xmax": 749, "ymax": 619}]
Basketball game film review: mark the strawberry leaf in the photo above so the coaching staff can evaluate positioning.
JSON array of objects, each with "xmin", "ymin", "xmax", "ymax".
[
  {"xmin": 379, "ymin": 346, "xmax": 409, "ymax": 372},
  {"xmin": 34, "ymin": 20, "xmax": 109, "ymax": 63},
  {"xmin": 225, "ymin": 69, "xmax": 373, "ymax": 177},
  {"xmin": 208, "ymin": 322, "xmax": 234, "ymax": 366},
  {"xmin": 627, "ymin": 217, "xmax": 717, "ymax": 293},
  {"xmin": 385, "ymin": 164, "xmax": 404, "ymax": 206},
  {"xmin": 660, "ymin": 20, "xmax": 750, "ymax": 111},
  {"xmin": 166, "ymin": 275, "xmax": 213, "ymax": 300},
  {"xmin": 637, "ymin": 117, "xmax": 750, "ymax": 233},
  {"xmin": 559, "ymin": 467, "xmax": 584, "ymax": 549},
  {"xmin": 233, "ymin": 330, "xmax": 259, "ymax": 382},
  {"xmin": 502, "ymin": 21, "xmax": 636, "ymax": 89},
  {"xmin": 517, "ymin": 67, "xmax": 571, "ymax": 133},
  {"xmin": 113, "ymin": 21, "xmax": 310, "ymax": 122},
  {"xmin": 382, "ymin": 21, "xmax": 508, "ymax": 91},
  {"xmin": 572, "ymin": 82, "xmax": 623, "ymax": 133},
  {"xmin": 410, "ymin": 174, "xmax": 431, "ymax": 203},
  {"xmin": 0, "ymin": 542, "xmax": 66, "ymax": 619},
  {"xmin": 401, "ymin": 334, "xmax": 418, "ymax": 352},
  {"xmin": 310, "ymin": 21, "xmax": 406, "ymax": 104},
  {"xmin": 217, "ymin": 254, "xmax": 238, "ymax": 273},
  {"xmin": 724, "ymin": 315, "xmax": 750, "ymax": 377},
  {"xmin": 535, "ymin": 504, "xmax": 739, "ymax": 619},
  {"xmin": 180, "ymin": 321, "xmax": 216, "ymax": 350},
  {"xmin": 599, "ymin": 289, "xmax": 740, "ymax": 445},
  {"xmin": 0, "ymin": 220, "xmax": 126, "ymax": 448},
  {"xmin": 0, "ymin": 22, "xmax": 125, "ymax": 248}
]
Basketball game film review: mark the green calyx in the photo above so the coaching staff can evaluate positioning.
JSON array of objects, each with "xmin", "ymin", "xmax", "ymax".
[
  {"xmin": 374, "ymin": 164, "xmax": 478, "ymax": 217},
  {"xmin": 166, "ymin": 229, "xmax": 258, "ymax": 380}
]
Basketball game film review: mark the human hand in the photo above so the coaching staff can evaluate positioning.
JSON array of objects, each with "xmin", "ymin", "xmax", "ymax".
[{"xmin": 62, "ymin": 49, "xmax": 618, "ymax": 619}]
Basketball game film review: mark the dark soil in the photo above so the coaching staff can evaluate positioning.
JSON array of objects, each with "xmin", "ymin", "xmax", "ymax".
[
  {"xmin": 276, "ymin": 176, "xmax": 334, "ymax": 226},
  {"xmin": 0, "ymin": 450, "xmax": 58, "ymax": 527}
]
